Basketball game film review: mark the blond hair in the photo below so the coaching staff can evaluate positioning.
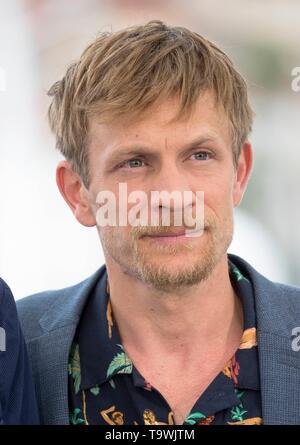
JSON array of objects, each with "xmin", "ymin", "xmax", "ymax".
[{"xmin": 48, "ymin": 20, "xmax": 254, "ymax": 187}]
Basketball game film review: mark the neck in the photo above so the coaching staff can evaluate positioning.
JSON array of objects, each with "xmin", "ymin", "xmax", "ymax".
[{"xmin": 105, "ymin": 254, "xmax": 244, "ymax": 360}]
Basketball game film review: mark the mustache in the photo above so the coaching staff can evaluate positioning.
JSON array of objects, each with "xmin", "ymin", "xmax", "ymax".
[{"xmin": 130, "ymin": 222, "xmax": 210, "ymax": 239}]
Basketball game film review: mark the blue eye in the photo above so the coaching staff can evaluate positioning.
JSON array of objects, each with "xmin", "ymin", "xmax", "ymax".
[
  {"xmin": 191, "ymin": 151, "xmax": 210, "ymax": 161},
  {"xmin": 122, "ymin": 159, "xmax": 145, "ymax": 168}
]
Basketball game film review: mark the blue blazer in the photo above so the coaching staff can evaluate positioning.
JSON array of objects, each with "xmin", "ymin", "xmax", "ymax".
[
  {"xmin": 16, "ymin": 254, "xmax": 300, "ymax": 425},
  {"xmin": 0, "ymin": 278, "xmax": 39, "ymax": 424}
]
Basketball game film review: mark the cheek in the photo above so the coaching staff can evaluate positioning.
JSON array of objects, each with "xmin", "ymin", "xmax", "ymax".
[
  {"xmin": 203, "ymin": 184, "xmax": 234, "ymax": 224},
  {"xmin": 195, "ymin": 168, "xmax": 234, "ymax": 197}
]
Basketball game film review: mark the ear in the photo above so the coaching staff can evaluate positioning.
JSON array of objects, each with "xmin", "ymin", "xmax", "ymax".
[
  {"xmin": 56, "ymin": 160, "xmax": 96, "ymax": 227},
  {"xmin": 232, "ymin": 141, "xmax": 253, "ymax": 207}
]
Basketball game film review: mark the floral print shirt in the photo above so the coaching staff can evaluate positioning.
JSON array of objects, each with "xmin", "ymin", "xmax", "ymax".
[{"xmin": 68, "ymin": 258, "xmax": 263, "ymax": 425}]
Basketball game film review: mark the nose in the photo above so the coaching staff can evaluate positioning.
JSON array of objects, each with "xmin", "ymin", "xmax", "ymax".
[{"xmin": 148, "ymin": 161, "xmax": 198, "ymax": 226}]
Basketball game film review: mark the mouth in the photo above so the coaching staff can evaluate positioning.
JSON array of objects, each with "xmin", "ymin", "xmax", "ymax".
[
  {"xmin": 146, "ymin": 229, "xmax": 187, "ymax": 237},
  {"xmin": 141, "ymin": 227, "xmax": 203, "ymax": 244}
]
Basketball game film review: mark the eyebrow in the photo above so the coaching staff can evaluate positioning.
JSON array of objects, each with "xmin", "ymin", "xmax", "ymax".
[{"xmin": 107, "ymin": 135, "xmax": 217, "ymax": 162}]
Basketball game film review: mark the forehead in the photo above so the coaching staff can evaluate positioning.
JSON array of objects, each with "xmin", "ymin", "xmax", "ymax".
[{"xmin": 88, "ymin": 91, "xmax": 231, "ymax": 154}]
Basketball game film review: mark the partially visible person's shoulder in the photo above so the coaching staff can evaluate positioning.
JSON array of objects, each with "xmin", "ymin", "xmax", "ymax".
[
  {"xmin": 0, "ymin": 277, "xmax": 14, "ymax": 300},
  {"xmin": 16, "ymin": 265, "xmax": 106, "ymax": 341},
  {"xmin": 0, "ymin": 277, "xmax": 18, "ymax": 319}
]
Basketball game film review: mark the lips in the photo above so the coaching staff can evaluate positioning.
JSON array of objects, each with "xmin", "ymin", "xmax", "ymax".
[{"xmin": 145, "ymin": 229, "xmax": 188, "ymax": 237}]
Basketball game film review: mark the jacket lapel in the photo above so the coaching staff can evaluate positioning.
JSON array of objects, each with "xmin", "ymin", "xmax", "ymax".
[
  {"xmin": 28, "ymin": 325, "xmax": 77, "ymax": 424},
  {"xmin": 229, "ymin": 254, "xmax": 300, "ymax": 425},
  {"xmin": 34, "ymin": 267, "xmax": 106, "ymax": 424}
]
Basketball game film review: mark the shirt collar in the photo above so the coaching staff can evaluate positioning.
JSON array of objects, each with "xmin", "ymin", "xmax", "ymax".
[
  {"xmin": 79, "ymin": 257, "xmax": 260, "ymax": 391},
  {"xmin": 78, "ymin": 271, "xmax": 131, "ymax": 390},
  {"xmin": 227, "ymin": 258, "xmax": 260, "ymax": 391}
]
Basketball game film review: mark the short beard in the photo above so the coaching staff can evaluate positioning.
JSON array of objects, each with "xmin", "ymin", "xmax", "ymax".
[
  {"xmin": 131, "ymin": 228, "xmax": 232, "ymax": 294},
  {"xmin": 100, "ymin": 217, "xmax": 233, "ymax": 294}
]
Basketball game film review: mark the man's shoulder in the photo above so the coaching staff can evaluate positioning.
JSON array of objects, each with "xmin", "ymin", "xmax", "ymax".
[
  {"xmin": 16, "ymin": 265, "xmax": 107, "ymax": 342},
  {"xmin": 273, "ymin": 280, "xmax": 300, "ymax": 299},
  {"xmin": 229, "ymin": 253, "xmax": 300, "ymax": 296},
  {"xmin": 229, "ymin": 253, "xmax": 300, "ymax": 335}
]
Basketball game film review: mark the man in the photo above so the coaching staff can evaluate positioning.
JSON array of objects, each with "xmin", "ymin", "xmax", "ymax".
[
  {"xmin": 17, "ymin": 20, "xmax": 300, "ymax": 425},
  {"xmin": 0, "ymin": 278, "xmax": 39, "ymax": 424}
]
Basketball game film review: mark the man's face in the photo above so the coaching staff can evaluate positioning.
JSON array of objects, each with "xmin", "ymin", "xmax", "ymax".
[{"xmin": 84, "ymin": 91, "xmax": 250, "ymax": 293}]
